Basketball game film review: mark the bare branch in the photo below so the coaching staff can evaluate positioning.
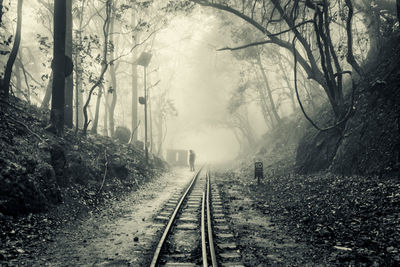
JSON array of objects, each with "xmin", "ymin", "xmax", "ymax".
[
  {"xmin": 217, "ymin": 19, "xmax": 313, "ymax": 51},
  {"xmin": 7, "ymin": 116, "xmax": 43, "ymax": 141},
  {"xmin": 217, "ymin": 40, "xmax": 273, "ymax": 51},
  {"xmin": 293, "ymin": 37, "xmax": 355, "ymax": 132},
  {"xmin": 344, "ymin": 0, "xmax": 363, "ymax": 76}
]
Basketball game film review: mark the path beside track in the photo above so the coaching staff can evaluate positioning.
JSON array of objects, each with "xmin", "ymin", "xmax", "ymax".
[{"xmin": 26, "ymin": 168, "xmax": 194, "ymax": 266}]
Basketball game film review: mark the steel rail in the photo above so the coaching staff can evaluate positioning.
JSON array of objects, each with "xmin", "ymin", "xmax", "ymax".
[
  {"xmin": 201, "ymin": 191, "xmax": 208, "ymax": 267},
  {"xmin": 149, "ymin": 168, "xmax": 202, "ymax": 267},
  {"xmin": 207, "ymin": 172, "xmax": 218, "ymax": 267}
]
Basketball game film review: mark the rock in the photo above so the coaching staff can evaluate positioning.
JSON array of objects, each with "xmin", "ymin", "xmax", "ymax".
[
  {"xmin": 35, "ymin": 162, "xmax": 62, "ymax": 204},
  {"xmin": 132, "ymin": 140, "xmax": 144, "ymax": 150},
  {"xmin": 66, "ymin": 151, "xmax": 92, "ymax": 185},
  {"xmin": 114, "ymin": 126, "xmax": 131, "ymax": 144},
  {"xmin": 152, "ymin": 156, "xmax": 167, "ymax": 170},
  {"xmin": 109, "ymin": 156, "xmax": 129, "ymax": 179},
  {"xmin": 295, "ymin": 128, "xmax": 342, "ymax": 174},
  {"xmin": 50, "ymin": 143, "xmax": 66, "ymax": 185},
  {"xmin": 331, "ymin": 91, "xmax": 400, "ymax": 174}
]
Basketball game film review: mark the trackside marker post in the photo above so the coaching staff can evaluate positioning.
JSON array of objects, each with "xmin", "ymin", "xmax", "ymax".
[{"xmin": 255, "ymin": 162, "xmax": 263, "ymax": 185}]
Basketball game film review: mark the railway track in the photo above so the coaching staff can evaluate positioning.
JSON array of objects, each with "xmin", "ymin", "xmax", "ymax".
[{"xmin": 150, "ymin": 168, "xmax": 244, "ymax": 267}]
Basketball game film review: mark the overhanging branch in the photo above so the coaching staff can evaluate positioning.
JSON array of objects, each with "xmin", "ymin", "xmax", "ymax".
[
  {"xmin": 217, "ymin": 40, "xmax": 273, "ymax": 51},
  {"xmin": 216, "ymin": 17, "xmax": 313, "ymax": 51},
  {"xmin": 293, "ymin": 37, "xmax": 356, "ymax": 132}
]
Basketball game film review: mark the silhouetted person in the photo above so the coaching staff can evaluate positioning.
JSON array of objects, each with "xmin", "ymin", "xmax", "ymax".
[{"xmin": 189, "ymin": 150, "xmax": 196, "ymax": 171}]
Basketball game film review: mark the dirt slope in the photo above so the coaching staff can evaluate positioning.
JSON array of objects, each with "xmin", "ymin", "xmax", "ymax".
[{"xmin": 0, "ymin": 97, "xmax": 166, "ymax": 263}]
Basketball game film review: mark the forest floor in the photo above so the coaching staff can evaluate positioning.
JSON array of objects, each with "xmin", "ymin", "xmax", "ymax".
[
  {"xmin": 214, "ymin": 168, "xmax": 400, "ymax": 266},
  {"xmin": 0, "ymin": 97, "xmax": 167, "ymax": 265},
  {"xmin": 2, "ymin": 166, "xmax": 328, "ymax": 267},
  {"xmin": 1, "ymin": 163, "xmax": 398, "ymax": 266},
  {"xmin": 1, "ymin": 167, "xmax": 193, "ymax": 266}
]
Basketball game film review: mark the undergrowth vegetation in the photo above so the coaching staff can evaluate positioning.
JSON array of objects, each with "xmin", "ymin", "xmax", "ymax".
[
  {"xmin": 218, "ymin": 169, "xmax": 400, "ymax": 265},
  {"xmin": 0, "ymin": 97, "xmax": 166, "ymax": 262}
]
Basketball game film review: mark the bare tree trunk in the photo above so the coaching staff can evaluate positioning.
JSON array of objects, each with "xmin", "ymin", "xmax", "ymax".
[
  {"xmin": 241, "ymin": 112, "xmax": 257, "ymax": 147},
  {"xmin": 1, "ymin": 0, "xmax": 23, "ymax": 101},
  {"xmin": 149, "ymin": 85, "xmax": 153, "ymax": 152},
  {"xmin": 108, "ymin": 11, "xmax": 117, "ymax": 138},
  {"xmin": 74, "ymin": 0, "xmax": 87, "ymax": 134},
  {"xmin": 91, "ymin": 84, "xmax": 103, "ymax": 134},
  {"xmin": 41, "ymin": 72, "xmax": 53, "ymax": 109},
  {"xmin": 103, "ymin": 92, "xmax": 108, "ymax": 136},
  {"xmin": 130, "ymin": 9, "xmax": 139, "ymax": 143},
  {"xmin": 47, "ymin": 0, "xmax": 66, "ymax": 136},
  {"xmin": 20, "ymin": 56, "xmax": 30, "ymax": 104},
  {"xmin": 155, "ymin": 116, "xmax": 163, "ymax": 157},
  {"xmin": 353, "ymin": 1, "xmax": 382, "ymax": 63},
  {"xmin": 64, "ymin": 0, "xmax": 73, "ymax": 128},
  {"xmin": 276, "ymin": 55, "xmax": 296, "ymax": 112},
  {"xmin": 74, "ymin": 71, "xmax": 80, "ymax": 132},
  {"xmin": 231, "ymin": 127, "xmax": 245, "ymax": 154},
  {"xmin": 15, "ymin": 62, "xmax": 22, "ymax": 98},
  {"xmin": 253, "ymin": 75, "xmax": 274, "ymax": 129},
  {"xmin": 397, "ymin": 0, "xmax": 400, "ymax": 24},
  {"xmin": 0, "ymin": 0, "xmax": 3, "ymax": 25},
  {"xmin": 256, "ymin": 54, "xmax": 281, "ymax": 125},
  {"xmin": 83, "ymin": 0, "xmax": 111, "ymax": 136},
  {"xmin": 257, "ymin": 91, "xmax": 272, "ymax": 130},
  {"xmin": 78, "ymin": 85, "xmax": 84, "ymax": 127}
]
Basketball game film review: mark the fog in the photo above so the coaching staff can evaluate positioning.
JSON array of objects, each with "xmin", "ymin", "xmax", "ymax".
[
  {"xmin": 9, "ymin": 2, "xmax": 290, "ymax": 164},
  {"xmin": 150, "ymin": 10, "xmax": 265, "ymax": 163}
]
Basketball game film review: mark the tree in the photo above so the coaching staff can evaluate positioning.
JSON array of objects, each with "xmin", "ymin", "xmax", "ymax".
[
  {"xmin": 81, "ymin": 0, "xmax": 158, "ymax": 137},
  {"xmin": 225, "ymin": 25, "xmax": 283, "ymax": 128},
  {"xmin": 190, "ymin": 0, "xmax": 361, "ymax": 122},
  {"xmin": 107, "ymin": 8, "xmax": 117, "ymax": 138},
  {"xmin": 73, "ymin": 0, "xmax": 88, "ymax": 133},
  {"xmin": 0, "ymin": 0, "xmax": 3, "ymax": 25},
  {"xmin": 131, "ymin": 8, "xmax": 139, "ymax": 142},
  {"xmin": 82, "ymin": 0, "xmax": 112, "ymax": 136},
  {"xmin": 153, "ymin": 91, "xmax": 177, "ymax": 157},
  {"xmin": 225, "ymin": 84, "xmax": 258, "ymax": 149},
  {"xmin": 1, "ymin": 0, "xmax": 23, "ymax": 101},
  {"xmin": 64, "ymin": 0, "xmax": 73, "ymax": 128},
  {"xmin": 103, "ymin": 90, "xmax": 108, "ymax": 136},
  {"xmin": 41, "ymin": 72, "xmax": 52, "ymax": 109},
  {"xmin": 398, "ymin": 0, "xmax": 400, "ymax": 23},
  {"xmin": 46, "ymin": 0, "xmax": 66, "ymax": 135},
  {"xmin": 35, "ymin": 1, "xmax": 54, "ymax": 110},
  {"xmin": 255, "ymin": 51, "xmax": 281, "ymax": 125},
  {"xmin": 91, "ymin": 83, "xmax": 103, "ymax": 134}
]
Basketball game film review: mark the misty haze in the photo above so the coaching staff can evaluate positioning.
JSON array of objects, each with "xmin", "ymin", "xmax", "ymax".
[{"xmin": 0, "ymin": 0, "xmax": 399, "ymax": 266}]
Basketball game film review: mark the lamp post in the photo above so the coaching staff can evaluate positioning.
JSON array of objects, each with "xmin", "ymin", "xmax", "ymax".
[{"xmin": 137, "ymin": 51, "xmax": 152, "ymax": 164}]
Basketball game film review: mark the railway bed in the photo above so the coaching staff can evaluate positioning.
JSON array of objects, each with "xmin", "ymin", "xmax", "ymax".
[{"xmin": 150, "ymin": 168, "xmax": 244, "ymax": 267}]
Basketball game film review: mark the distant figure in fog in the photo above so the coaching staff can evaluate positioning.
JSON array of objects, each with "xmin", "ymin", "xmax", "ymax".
[{"xmin": 189, "ymin": 150, "xmax": 196, "ymax": 171}]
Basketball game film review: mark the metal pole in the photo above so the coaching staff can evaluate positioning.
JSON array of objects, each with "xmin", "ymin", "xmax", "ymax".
[
  {"xmin": 144, "ymin": 66, "xmax": 148, "ymax": 164},
  {"xmin": 149, "ymin": 85, "xmax": 153, "ymax": 153}
]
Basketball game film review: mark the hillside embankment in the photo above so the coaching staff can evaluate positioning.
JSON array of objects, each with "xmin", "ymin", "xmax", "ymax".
[
  {"xmin": 220, "ymin": 34, "xmax": 400, "ymax": 265},
  {"xmin": 0, "ymin": 98, "xmax": 166, "ymax": 262},
  {"xmin": 297, "ymin": 34, "xmax": 400, "ymax": 176}
]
